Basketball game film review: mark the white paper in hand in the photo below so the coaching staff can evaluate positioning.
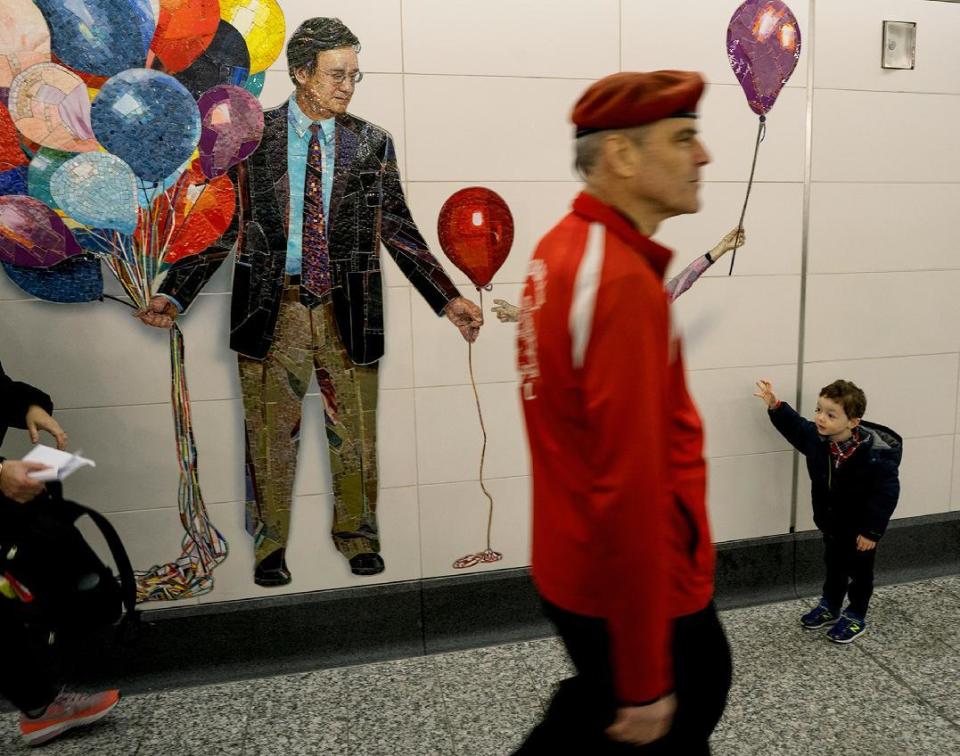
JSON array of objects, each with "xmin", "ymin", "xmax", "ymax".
[{"xmin": 22, "ymin": 445, "xmax": 96, "ymax": 482}]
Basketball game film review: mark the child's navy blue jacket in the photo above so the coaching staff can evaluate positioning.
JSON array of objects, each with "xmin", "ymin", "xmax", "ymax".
[{"xmin": 768, "ymin": 402, "xmax": 902, "ymax": 540}]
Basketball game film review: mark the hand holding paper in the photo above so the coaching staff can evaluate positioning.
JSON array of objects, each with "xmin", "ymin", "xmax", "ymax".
[{"xmin": 22, "ymin": 445, "xmax": 96, "ymax": 482}]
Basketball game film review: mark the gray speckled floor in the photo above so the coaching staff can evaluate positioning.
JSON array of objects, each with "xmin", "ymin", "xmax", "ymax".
[{"xmin": 2, "ymin": 577, "xmax": 959, "ymax": 755}]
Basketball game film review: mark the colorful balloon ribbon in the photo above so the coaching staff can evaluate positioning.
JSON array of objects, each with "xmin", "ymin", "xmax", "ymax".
[{"xmin": 134, "ymin": 324, "xmax": 228, "ymax": 602}]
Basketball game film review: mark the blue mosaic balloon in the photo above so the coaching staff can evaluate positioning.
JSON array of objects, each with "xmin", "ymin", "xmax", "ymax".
[
  {"xmin": 51, "ymin": 152, "xmax": 139, "ymax": 234},
  {"xmin": 0, "ymin": 165, "xmax": 27, "ymax": 195},
  {"xmin": 91, "ymin": 69, "xmax": 201, "ymax": 182},
  {"xmin": 2, "ymin": 253, "xmax": 103, "ymax": 303},
  {"xmin": 33, "ymin": 0, "xmax": 155, "ymax": 78}
]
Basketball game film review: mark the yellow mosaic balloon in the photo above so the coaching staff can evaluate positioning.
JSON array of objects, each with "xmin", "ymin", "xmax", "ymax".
[{"xmin": 218, "ymin": 0, "xmax": 285, "ymax": 75}]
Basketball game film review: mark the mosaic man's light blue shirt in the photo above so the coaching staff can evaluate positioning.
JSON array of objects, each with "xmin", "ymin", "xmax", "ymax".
[{"xmin": 286, "ymin": 95, "xmax": 336, "ymax": 275}]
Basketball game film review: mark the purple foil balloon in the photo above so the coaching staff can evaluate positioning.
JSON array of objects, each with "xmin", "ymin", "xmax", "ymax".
[
  {"xmin": 0, "ymin": 195, "xmax": 82, "ymax": 267},
  {"xmin": 197, "ymin": 85, "xmax": 264, "ymax": 179},
  {"xmin": 728, "ymin": 0, "xmax": 801, "ymax": 116}
]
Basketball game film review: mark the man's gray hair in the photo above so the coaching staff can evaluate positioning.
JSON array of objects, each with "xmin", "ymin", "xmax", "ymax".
[{"xmin": 573, "ymin": 126, "xmax": 649, "ymax": 180}]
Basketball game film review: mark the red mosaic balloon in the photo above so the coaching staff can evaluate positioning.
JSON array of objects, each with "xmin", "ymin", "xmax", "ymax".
[{"xmin": 437, "ymin": 187, "xmax": 513, "ymax": 289}]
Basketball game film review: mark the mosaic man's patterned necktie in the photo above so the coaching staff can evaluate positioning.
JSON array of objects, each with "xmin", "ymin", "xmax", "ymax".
[{"xmin": 302, "ymin": 123, "xmax": 331, "ymax": 295}]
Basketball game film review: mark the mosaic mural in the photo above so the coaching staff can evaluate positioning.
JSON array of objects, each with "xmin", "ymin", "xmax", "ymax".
[{"xmin": 0, "ymin": 0, "xmax": 282, "ymax": 602}]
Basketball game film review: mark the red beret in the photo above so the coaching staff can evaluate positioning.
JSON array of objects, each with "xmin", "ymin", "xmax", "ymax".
[{"xmin": 571, "ymin": 70, "xmax": 706, "ymax": 137}]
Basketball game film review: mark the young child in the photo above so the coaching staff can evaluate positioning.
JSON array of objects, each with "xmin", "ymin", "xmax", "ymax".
[{"xmin": 754, "ymin": 379, "xmax": 902, "ymax": 643}]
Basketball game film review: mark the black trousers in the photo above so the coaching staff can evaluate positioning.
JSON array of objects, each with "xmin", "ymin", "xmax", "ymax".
[
  {"xmin": 821, "ymin": 530, "xmax": 876, "ymax": 618},
  {"xmin": 514, "ymin": 600, "xmax": 732, "ymax": 755},
  {"xmin": 0, "ymin": 600, "xmax": 59, "ymax": 713}
]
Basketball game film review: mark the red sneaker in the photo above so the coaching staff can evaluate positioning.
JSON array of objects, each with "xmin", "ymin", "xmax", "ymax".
[{"xmin": 19, "ymin": 689, "xmax": 121, "ymax": 746}]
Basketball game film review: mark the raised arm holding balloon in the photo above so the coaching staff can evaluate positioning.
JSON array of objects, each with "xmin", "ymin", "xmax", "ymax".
[{"xmin": 490, "ymin": 226, "xmax": 748, "ymax": 324}]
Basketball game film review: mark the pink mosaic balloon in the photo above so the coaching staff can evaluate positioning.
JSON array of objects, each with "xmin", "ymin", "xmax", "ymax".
[
  {"xmin": 8, "ymin": 62, "xmax": 98, "ymax": 152},
  {"xmin": 197, "ymin": 84, "xmax": 263, "ymax": 179},
  {"xmin": 727, "ymin": 0, "xmax": 801, "ymax": 116}
]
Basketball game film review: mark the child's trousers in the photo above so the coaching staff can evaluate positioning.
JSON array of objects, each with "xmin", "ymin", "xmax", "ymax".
[{"xmin": 822, "ymin": 529, "xmax": 877, "ymax": 617}]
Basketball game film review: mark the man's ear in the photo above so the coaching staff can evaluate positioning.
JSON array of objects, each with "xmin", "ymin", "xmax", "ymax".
[
  {"xmin": 604, "ymin": 133, "xmax": 639, "ymax": 179},
  {"xmin": 293, "ymin": 67, "xmax": 306, "ymax": 86}
]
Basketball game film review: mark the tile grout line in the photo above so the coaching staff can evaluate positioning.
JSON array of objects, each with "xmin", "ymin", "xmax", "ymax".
[
  {"xmin": 851, "ymin": 632, "xmax": 960, "ymax": 734},
  {"xmin": 398, "ymin": 0, "xmax": 431, "ymax": 657}
]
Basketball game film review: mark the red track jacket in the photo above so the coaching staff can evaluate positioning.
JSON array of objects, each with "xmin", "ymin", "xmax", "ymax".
[{"xmin": 518, "ymin": 192, "xmax": 715, "ymax": 704}]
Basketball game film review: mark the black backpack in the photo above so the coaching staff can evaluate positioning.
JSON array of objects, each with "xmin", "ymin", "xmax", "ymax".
[{"xmin": 0, "ymin": 487, "xmax": 138, "ymax": 641}]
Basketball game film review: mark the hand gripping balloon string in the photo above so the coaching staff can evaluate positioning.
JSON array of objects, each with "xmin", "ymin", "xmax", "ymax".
[
  {"xmin": 728, "ymin": 115, "xmax": 766, "ymax": 276},
  {"xmin": 453, "ymin": 288, "xmax": 503, "ymax": 570}
]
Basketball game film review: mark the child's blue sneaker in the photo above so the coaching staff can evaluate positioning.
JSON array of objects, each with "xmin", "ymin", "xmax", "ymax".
[
  {"xmin": 827, "ymin": 610, "xmax": 867, "ymax": 643},
  {"xmin": 800, "ymin": 601, "xmax": 839, "ymax": 629}
]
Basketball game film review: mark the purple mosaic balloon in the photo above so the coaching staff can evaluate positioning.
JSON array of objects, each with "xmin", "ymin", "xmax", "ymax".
[
  {"xmin": 727, "ymin": 0, "xmax": 801, "ymax": 116},
  {"xmin": 197, "ymin": 85, "xmax": 264, "ymax": 179},
  {"xmin": 0, "ymin": 195, "xmax": 82, "ymax": 267}
]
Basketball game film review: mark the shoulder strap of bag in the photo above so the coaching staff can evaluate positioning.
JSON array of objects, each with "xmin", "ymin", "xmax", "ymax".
[{"xmin": 49, "ymin": 488, "xmax": 140, "ymax": 641}]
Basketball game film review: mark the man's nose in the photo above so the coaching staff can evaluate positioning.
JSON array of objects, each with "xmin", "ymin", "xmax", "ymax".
[{"xmin": 695, "ymin": 139, "xmax": 711, "ymax": 166}]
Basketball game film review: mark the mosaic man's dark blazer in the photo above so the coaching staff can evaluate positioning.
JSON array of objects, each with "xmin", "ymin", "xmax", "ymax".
[{"xmin": 160, "ymin": 103, "xmax": 461, "ymax": 364}]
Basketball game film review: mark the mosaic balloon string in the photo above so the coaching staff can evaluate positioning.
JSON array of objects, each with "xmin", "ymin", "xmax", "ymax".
[
  {"xmin": 437, "ymin": 188, "xmax": 514, "ymax": 570},
  {"xmin": 133, "ymin": 323, "xmax": 228, "ymax": 602}
]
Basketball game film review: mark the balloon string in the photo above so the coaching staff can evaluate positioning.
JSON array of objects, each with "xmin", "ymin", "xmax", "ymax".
[
  {"xmin": 468, "ymin": 288, "xmax": 495, "ymax": 551},
  {"xmin": 728, "ymin": 115, "xmax": 766, "ymax": 276}
]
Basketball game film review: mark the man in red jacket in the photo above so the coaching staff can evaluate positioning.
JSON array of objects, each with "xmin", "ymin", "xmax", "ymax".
[{"xmin": 514, "ymin": 71, "xmax": 731, "ymax": 754}]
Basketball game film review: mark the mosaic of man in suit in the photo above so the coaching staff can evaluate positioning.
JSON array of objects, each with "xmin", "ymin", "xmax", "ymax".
[{"xmin": 139, "ymin": 17, "xmax": 483, "ymax": 585}]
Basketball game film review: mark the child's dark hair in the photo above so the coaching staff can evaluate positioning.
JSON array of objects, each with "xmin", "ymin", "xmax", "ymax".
[{"xmin": 819, "ymin": 379, "xmax": 866, "ymax": 419}]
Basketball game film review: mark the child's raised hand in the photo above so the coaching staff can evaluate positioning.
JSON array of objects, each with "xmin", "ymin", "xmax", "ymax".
[
  {"xmin": 856, "ymin": 535, "xmax": 877, "ymax": 551},
  {"xmin": 754, "ymin": 379, "xmax": 778, "ymax": 409}
]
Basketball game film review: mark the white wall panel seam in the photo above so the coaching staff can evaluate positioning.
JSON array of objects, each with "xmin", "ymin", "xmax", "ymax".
[
  {"xmin": 803, "ymin": 352, "xmax": 960, "ymax": 365},
  {"xmin": 418, "ymin": 475, "xmax": 529, "ymax": 491},
  {"xmin": 791, "ymin": 0, "xmax": 817, "ymax": 533}
]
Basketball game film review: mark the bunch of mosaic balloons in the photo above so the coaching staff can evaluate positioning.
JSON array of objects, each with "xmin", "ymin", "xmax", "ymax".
[{"xmin": 0, "ymin": 0, "xmax": 284, "ymax": 301}]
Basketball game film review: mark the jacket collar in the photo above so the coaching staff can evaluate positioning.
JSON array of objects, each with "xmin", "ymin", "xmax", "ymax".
[{"xmin": 572, "ymin": 191, "xmax": 673, "ymax": 278}]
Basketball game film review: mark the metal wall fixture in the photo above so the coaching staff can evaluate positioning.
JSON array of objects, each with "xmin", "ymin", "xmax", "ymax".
[{"xmin": 881, "ymin": 20, "xmax": 917, "ymax": 70}]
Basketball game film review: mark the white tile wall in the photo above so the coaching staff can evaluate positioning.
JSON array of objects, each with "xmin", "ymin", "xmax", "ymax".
[
  {"xmin": 4, "ymin": 0, "xmax": 959, "ymax": 606},
  {"xmin": 402, "ymin": 0, "xmax": 620, "ymax": 79},
  {"xmin": 707, "ymin": 452, "xmax": 794, "ymax": 543},
  {"xmin": 896, "ymin": 435, "xmax": 953, "ymax": 520},
  {"xmin": 803, "ymin": 272, "xmax": 960, "ymax": 363},
  {"xmin": 812, "ymin": 89, "xmax": 960, "ymax": 183},
  {"xmin": 403, "ymin": 75, "xmax": 589, "ymax": 182},
  {"xmin": 808, "ymin": 183, "xmax": 960, "ymax": 274},
  {"xmin": 672, "ymin": 275, "xmax": 801, "ymax": 371},
  {"xmin": 815, "ymin": 0, "xmax": 960, "ymax": 94}
]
